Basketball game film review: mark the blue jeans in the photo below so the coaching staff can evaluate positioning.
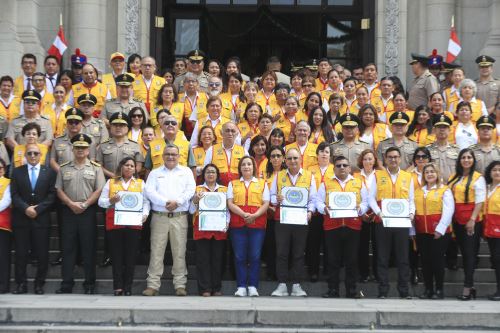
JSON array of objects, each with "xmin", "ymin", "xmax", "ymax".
[{"xmin": 230, "ymin": 227, "xmax": 265, "ymax": 288}]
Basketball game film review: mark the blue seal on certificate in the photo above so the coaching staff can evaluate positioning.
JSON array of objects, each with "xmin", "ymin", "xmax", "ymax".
[
  {"xmin": 333, "ymin": 193, "xmax": 352, "ymax": 207},
  {"xmin": 203, "ymin": 194, "xmax": 222, "ymax": 208},
  {"xmin": 121, "ymin": 193, "xmax": 139, "ymax": 209},
  {"xmin": 286, "ymin": 189, "xmax": 304, "ymax": 205},
  {"xmin": 386, "ymin": 200, "xmax": 405, "ymax": 215}
]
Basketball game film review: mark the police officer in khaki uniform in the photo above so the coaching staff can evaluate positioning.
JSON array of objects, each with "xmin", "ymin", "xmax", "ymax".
[
  {"xmin": 377, "ymin": 112, "xmax": 418, "ymax": 170},
  {"xmin": 55, "ymin": 134, "xmax": 105, "ymax": 294},
  {"xmin": 474, "ymin": 55, "xmax": 500, "ymax": 114},
  {"xmin": 470, "ymin": 116, "xmax": 500, "ymax": 174},
  {"xmin": 407, "ymin": 54, "xmax": 440, "ymax": 110},
  {"xmin": 5, "ymin": 90, "xmax": 53, "ymax": 150},
  {"xmin": 426, "ymin": 114, "xmax": 460, "ymax": 182},
  {"xmin": 101, "ymin": 73, "xmax": 146, "ymax": 125},
  {"xmin": 330, "ymin": 114, "xmax": 369, "ymax": 173},
  {"xmin": 173, "ymin": 50, "xmax": 211, "ymax": 94},
  {"xmin": 77, "ymin": 93, "xmax": 109, "ymax": 146},
  {"xmin": 0, "ymin": 115, "xmax": 8, "ymax": 141},
  {"xmin": 96, "ymin": 112, "xmax": 144, "ymax": 178}
]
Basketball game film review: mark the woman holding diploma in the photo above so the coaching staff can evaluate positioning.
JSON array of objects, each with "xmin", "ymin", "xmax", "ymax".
[
  {"xmin": 227, "ymin": 156, "xmax": 270, "ymax": 297},
  {"xmin": 189, "ymin": 164, "xmax": 228, "ymax": 296},
  {"xmin": 414, "ymin": 163, "xmax": 454, "ymax": 299},
  {"xmin": 484, "ymin": 161, "xmax": 500, "ymax": 301},
  {"xmin": 448, "ymin": 148, "xmax": 486, "ymax": 300},
  {"xmin": 98, "ymin": 157, "xmax": 150, "ymax": 296}
]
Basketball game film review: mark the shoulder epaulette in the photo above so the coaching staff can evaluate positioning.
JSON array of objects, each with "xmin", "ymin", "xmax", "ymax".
[
  {"xmin": 380, "ymin": 137, "xmax": 392, "ymax": 143},
  {"xmin": 133, "ymin": 98, "xmax": 143, "ymax": 103},
  {"xmin": 101, "ymin": 138, "xmax": 111, "ymax": 144},
  {"xmin": 90, "ymin": 160, "xmax": 101, "ymax": 167},
  {"xmin": 358, "ymin": 139, "xmax": 369, "ymax": 144},
  {"xmin": 59, "ymin": 161, "xmax": 70, "ymax": 167},
  {"xmin": 128, "ymin": 139, "xmax": 138, "ymax": 143},
  {"xmin": 55, "ymin": 134, "xmax": 65, "ymax": 139},
  {"xmin": 469, "ymin": 144, "xmax": 480, "ymax": 149}
]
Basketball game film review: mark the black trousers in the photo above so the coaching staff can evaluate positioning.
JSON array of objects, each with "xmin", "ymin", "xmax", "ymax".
[
  {"xmin": 195, "ymin": 238, "xmax": 225, "ymax": 294},
  {"xmin": 325, "ymin": 227, "xmax": 359, "ymax": 292},
  {"xmin": 13, "ymin": 225, "xmax": 49, "ymax": 286},
  {"xmin": 375, "ymin": 224, "xmax": 410, "ymax": 295},
  {"xmin": 263, "ymin": 218, "xmax": 276, "ymax": 278},
  {"xmin": 454, "ymin": 222, "xmax": 481, "ymax": 288},
  {"xmin": 358, "ymin": 221, "xmax": 377, "ymax": 279},
  {"xmin": 108, "ymin": 228, "xmax": 141, "ymax": 291},
  {"xmin": 275, "ymin": 223, "xmax": 308, "ymax": 284},
  {"xmin": 306, "ymin": 214, "xmax": 324, "ymax": 276},
  {"xmin": 487, "ymin": 237, "xmax": 500, "ymax": 293},
  {"xmin": 61, "ymin": 205, "xmax": 97, "ymax": 290},
  {"xmin": 416, "ymin": 233, "xmax": 450, "ymax": 291},
  {"xmin": 0, "ymin": 230, "xmax": 11, "ymax": 292}
]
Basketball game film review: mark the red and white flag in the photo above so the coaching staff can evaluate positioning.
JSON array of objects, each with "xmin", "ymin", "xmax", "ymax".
[
  {"xmin": 47, "ymin": 24, "xmax": 67, "ymax": 62},
  {"xmin": 446, "ymin": 16, "xmax": 461, "ymax": 63}
]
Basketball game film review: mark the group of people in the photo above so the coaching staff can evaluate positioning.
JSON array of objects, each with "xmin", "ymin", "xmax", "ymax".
[{"xmin": 0, "ymin": 47, "xmax": 499, "ymax": 301}]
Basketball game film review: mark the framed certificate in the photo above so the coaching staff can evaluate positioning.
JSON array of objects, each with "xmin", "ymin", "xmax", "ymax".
[
  {"xmin": 114, "ymin": 191, "xmax": 144, "ymax": 226},
  {"xmin": 381, "ymin": 199, "xmax": 411, "ymax": 228},
  {"xmin": 199, "ymin": 192, "xmax": 226, "ymax": 211},
  {"xmin": 280, "ymin": 187, "xmax": 308, "ymax": 225},
  {"xmin": 115, "ymin": 211, "xmax": 143, "ymax": 226},
  {"xmin": 199, "ymin": 192, "xmax": 227, "ymax": 231},
  {"xmin": 328, "ymin": 192, "xmax": 358, "ymax": 218}
]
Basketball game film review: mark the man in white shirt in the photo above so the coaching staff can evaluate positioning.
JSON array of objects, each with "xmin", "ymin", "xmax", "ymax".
[
  {"xmin": 44, "ymin": 55, "xmax": 60, "ymax": 94},
  {"xmin": 143, "ymin": 144, "xmax": 196, "ymax": 296}
]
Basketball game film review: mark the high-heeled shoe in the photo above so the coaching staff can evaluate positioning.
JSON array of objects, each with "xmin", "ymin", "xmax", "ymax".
[{"xmin": 457, "ymin": 287, "xmax": 476, "ymax": 301}]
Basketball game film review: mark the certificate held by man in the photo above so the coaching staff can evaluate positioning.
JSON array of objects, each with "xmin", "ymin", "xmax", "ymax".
[
  {"xmin": 381, "ymin": 199, "xmax": 411, "ymax": 228},
  {"xmin": 114, "ymin": 191, "xmax": 144, "ymax": 226},
  {"xmin": 280, "ymin": 186, "xmax": 309, "ymax": 225},
  {"xmin": 328, "ymin": 192, "xmax": 358, "ymax": 218},
  {"xmin": 199, "ymin": 192, "xmax": 227, "ymax": 231}
]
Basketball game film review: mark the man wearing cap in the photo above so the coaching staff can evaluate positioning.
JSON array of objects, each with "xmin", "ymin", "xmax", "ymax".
[
  {"xmin": 70, "ymin": 63, "xmax": 111, "ymax": 116},
  {"xmin": 5, "ymin": 90, "xmax": 53, "ymax": 150},
  {"xmin": 376, "ymin": 112, "xmax": 418, "ymax": 170},
  {"xmin": 428, "ymin": 49, "xmax": 444, "ymax": 80},
  {"xmin": 475, "ymin": 55, "xmax": 500, "ymax": 114},
  {"xmin": 101, "ymin": 73, "xmax": 146, "ymax": 125},
  {"xmin": 70, "ymin": 48, "xmax": 87, "ymax": 83},
  {"xmin": 440, "ymin": 62, "xmax": 461, "ymax": 92},
  {"xmin": 470, "ymin": 116, "xmax": 500, "ymax": 174},
  {"xmin": 102, "ymin": 52, "xmax": 127, "ymax": 99},
  {"xmin": 330, "ymin": 114, "xmax": 369, "ymax": 173},
  {"xmin": 408, "ymin": 54, "xmax": 440, "ymax": 110},
  {"xmin": 426, "ymin": 114, "xmax": 460, "ymax": 182},
  {"xmin": 77, "ymin": 93, "xmax": 109, "ymax": 146},
  {"xmin": 96, "ymin": 112, "xmax": 144, "ymax": 178},
  {"xmin": 13, "ymin": 54, "xmax": 37, "ymax": 97},
  {"xmin": 55, "ymin": 133, "xmax": 105, "ymax": 294},
  {"xmin": 174, "ymin": 50, "xmax": 210, "ymax": 94},
  {"xmin": 132, "ymin": 56, "xmax": 165, "ymax": 114}
]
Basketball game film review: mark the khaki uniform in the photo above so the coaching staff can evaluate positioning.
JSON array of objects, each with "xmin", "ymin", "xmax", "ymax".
[
  {"xmin": 55, "ymin": 159, "xmax": 106, "ymax": 202},
  {"xmin": 0, "ymin": 142, "xmax": 10, "ymax": 166},
  {"xmin": 5, "ymin": 115, "xmax": 53, "ymax": 144},
  {"xmin": 475, "ymin": 78, "xmax": 500, "ymax": 111},
  {"xmin": 408, "ymin": 70, "xmax": 440, "ymax": 110},
  {"xmin": 470, "ymin": 143, "xmax": 500, "ymax": 174},
  {"xmin": 376, "ymin": 137, "xmax": 418, "ymax": 170},
  {"xmin": 330, "ymin": 139, "xmax": 370, "ymax": 172},
  {"xmin": 51, "ymin": 134, "xmax": 97, "ymax": 166},
  {"xmin": 81, "ymin": 118, "xmax": 109, "ymax": 146},
  {"xmin": 0, "ymin": 115, "xmax": 8, "ymax": 141},
  {"xmin": 101, "ymin": 97, "xmax": 147, "ymax": 121},
  {"xmin": 427, "ymin": 142, "xmax": 460, "ymax": 182},
  {"xmin": 174, "ymin": 71, "xmax": 211, "ymax": 94},
  {"xmin": 95, "ymin": 138, "xmax": 144, "ymax": 174}
]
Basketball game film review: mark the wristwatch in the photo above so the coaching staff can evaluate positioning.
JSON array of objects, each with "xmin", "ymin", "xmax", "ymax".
[{"xmin": 81, "ymin": 202, "xmax": 88, "ymax": 209}]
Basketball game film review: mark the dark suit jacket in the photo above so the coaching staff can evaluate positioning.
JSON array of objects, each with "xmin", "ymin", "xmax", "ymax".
[{"xmin": 11, "ymin": 164, "xmax": 57, "ymax": 228}]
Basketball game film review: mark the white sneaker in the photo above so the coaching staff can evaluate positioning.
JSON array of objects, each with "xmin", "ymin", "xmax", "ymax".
[
  {"xmin": 291, "ymin": 283, "xmax": 307, "ymax": 297},
  {"xmin": 248, "ymin": 286, "xmax": 259, "ymax": 297},
  {"xmin": 271, "ymin": 283, "xmax": 289, "ymax": 297},
  {"xmin": 234, "ymin": 287, "xmax": 247, "ymax": 297}
]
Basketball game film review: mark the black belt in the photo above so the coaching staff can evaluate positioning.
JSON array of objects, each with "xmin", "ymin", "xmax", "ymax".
[{"xmin": 152, "ymin": 210, "xmax": 188, "ymax": 218}]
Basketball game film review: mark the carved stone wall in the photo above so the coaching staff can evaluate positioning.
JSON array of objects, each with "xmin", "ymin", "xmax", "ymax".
[
  {"xmin": 384, "ymin": 0, "xmax": 400, "ymax": 76},
  {"xmin": 125, "ymin": 0, "xmax": 140, "ymax": 57}
]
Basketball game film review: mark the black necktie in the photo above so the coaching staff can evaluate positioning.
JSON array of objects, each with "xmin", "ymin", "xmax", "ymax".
[{"xmin": 26, "ymin": 78, "xmax": 32, "ymax": 91}]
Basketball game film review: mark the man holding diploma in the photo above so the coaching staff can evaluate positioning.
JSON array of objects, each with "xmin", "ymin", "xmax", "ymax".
[{"xmin": 316, "ymin": 155, "xmax": 368, "ymax": 298}]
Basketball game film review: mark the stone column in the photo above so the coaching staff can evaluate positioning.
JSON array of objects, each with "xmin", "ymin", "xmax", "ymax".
[
  {"xmin": 0, "ymin": 0, "xmax": 24, "ymax": 76},
  {"xmin": 480, "ymin": 0, "xmax": 500, "ymax": 76},
  {"xmin": 425, "ymin": 0, "xmax": 455, "ymax": 56}
]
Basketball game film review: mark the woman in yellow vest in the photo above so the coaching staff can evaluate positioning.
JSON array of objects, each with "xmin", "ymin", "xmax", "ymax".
[
  {"xmin": 42, "ymin": 84, "xmax": 70, "ymax": 137},
  {"xmin": 307, "ymin": 106, "xmax": 335, "ymax": 144},
  {"xmin": 57, "ymin": 70, "xmax": 74, "ymax": 105},
  {"xmin": 448, "ymin": 148, "xmax": 486, "ymax": 300},
  {"xmin": 450, "ymin": 101, "xmax": 479, "ymax": 150},
  {"xmin": 448, "ymin": 79, "xmax": 487, "ymax": 122},
  {"xmin": 269, "ymin": 128, "xmax": 286, "ymax": 149},
  {"xmin": 227, "ymin": 156, "xmax": 270, "ymax": 297},
  {"xmin": 127, "ymin": 106, "xmax": 147, "ymax": 148},
  {"xmin": 290, "ymin": 71, "xmax": 305, "ymax": 105},
  {"xmin": 239, "ymin": 103, "xmax": 263, "ymax": 147},
  {"xmin": 429, "ymin": 92, "xmax": 454, "ymax": 121},
  {"xmin": 320, "ymin": 69, "xmax": 343, "ymax": 105},
  {"xmin": 275, "ymin": 96, "xmax": 306, "ymax": 144},
  {"xmin": 443, "ymin": 68, "xmax": 464, "ymax": 111},
  {"xmin": 301, "ymin": 92, "xmax": 322, "ymax": 120},
  {"xmin": 415, "ymin": 163, "xmax": 454, "ymax": 299},
  {"xmin": 256, "ymin": 71, "xmax": 278, "ymax": 116},
  {"xmin": 220, "ymin": 73, "xmax": 245, "ymax": 121},
  {"xmin": 240, "ymin": 81, "xmax": 259, "ymax": 118},
  {"xmin": 340, "ymin": 77, "xmax": 357, "ymax": 115},
  {"xmin": 98, "ymin": 157, "xmax": 150, "ymax": 296},
  {"xmin": 410, "ymin": 147, "xmax": 432, "ymax": 189},
  {"xmin": 406, "ymin": 105, "xmax": 435, "ymax": 147},
  {"xmin": 0, "ymin": 157, "xmax": 12, "ymax": 293},
  {"xmin": 484, "ymin": 161, "xmax": 500, "ymax": 301},
  {"xmin": 248, "ymin": 135, "xmax": 268, "ymax": 179},
  {"xmin": 358, "ymin": 104, "xmax": 391, "ymax": 150},
  {"xmin": 192, "ymin": 125, "xmax": 216, "ymax": 184},
  {"xmin": 12, "ymin": 123, "xmax": 48, "ymax": 169},
  {"xmin": 153, "ymin": 83, "xmax": 184, "ymax": 129},
  {"xmin": 189, "ymin": 164, "xmax": 229, "ymax": 296}
]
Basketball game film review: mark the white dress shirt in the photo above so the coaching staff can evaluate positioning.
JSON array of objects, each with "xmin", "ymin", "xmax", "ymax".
[
  {"xmin": 0, "ymin": 183, "xmax": 11, "ymax": 212},
  {"xmin": 45, "ymin": 73, "xmax": 58, "ymax": 93},
  {"xmin": 98, "ymin": 177, "xmax": 150, "ymax": 217},
  {"xmin": 316, "ymin": 174, "xmax": 369, "ymax": 216},
  {"xmin": 455, "ymin": 122, "xmax": 478, "ymax": 150}
]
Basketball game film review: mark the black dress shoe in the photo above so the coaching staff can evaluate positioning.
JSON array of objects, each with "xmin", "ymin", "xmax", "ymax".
[
  {"xmin": 360, "ymin": 276, "xmax": 370, "ymax": 283},
  {"xmin": 419, "ymin": 289, "xmax": 433, "ymax": 299},
  {"xmin": 432, "ymin": 289, "xmax": 444, "ymax": 299},
  {"xmin": 377, "ymin": 293, "xmax": 387, "ymax": 299},
  {"xmin": 99, "ymin": 257, "xmax": 112, "ymax": 268},
  {"xmin": 34, "ymin": 285, "xmax": 44, "ymax": 295},
  {"xmin": 84, "ymin": 287, "xmax": 95, "ymax": 295},
  {"xmin": 410, "ymin": 270, "xmax": 419, "ymax": 285},
  {"xmin": 12, "ymin": 284, "xmax": 27, "ymax": 294},
  {"xmin": 124, "ymin": 290, "xmax": 132, "ymax": 296},
  {"xmin": 55, "ymin": 288, "xmax": 72, "ymax": 294},
  {"xmin": 114, "ymin": 290, "xmax": 123, "ymax": 296},
  {"xmin": 322, "ymin": 289, "xmax": 340, "ymax": 298},
  {"xmin": 51, "ymin": 257, "xmax": 63, "ymax": 266},
  {"xmin": 488, "ymin": 292, "xmax": 500, "ymax": 301},
  {"xmin": 399, "ymin": 292, "xmax": 412, "ymax": 299}
]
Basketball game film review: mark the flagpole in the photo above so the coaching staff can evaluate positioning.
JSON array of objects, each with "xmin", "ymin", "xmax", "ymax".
[
  {"xmin": 451, "ymin": 15, "xmax": 454, "ymax": 28},
  {"xmin": 59, "ymin": 13, "xmax": 63, "ymax": 69}
]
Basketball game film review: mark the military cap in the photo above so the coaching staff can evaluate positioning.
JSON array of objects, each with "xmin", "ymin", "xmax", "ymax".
[
  {"xmin": 428, "ymin": 49, "xmax": 443, "ymax": 68},
  {"xmin": 433, "ymin": 114, "xmax": 453, "ymax": 127},
  {"xmin": 71, "ymin": 133, "xmax": 92, "ymax": 148},
  {"xmin": 187, "ymin": 49, "xmax": 205, "ymax": 61},
  {"xmin": 389, "ymin": 111, "xmax": 410, "ymax": 125},
  {"xmin": 115, "ymin": 73, "xmax": 135, "ymax": 86},
  {"xmin": 22, "ymin": 90, "xmax": 41, "ymax": 102},
  {"xmin": 71, "ymin": 48, "xmax": 87, "ymax": 68},
  {"xmin": 441, "ymin": 61, "xmax": 462, "ymax": 74},
  {"xmin": 339, "ymin": 113, "xmax": 360, "ymax": 127},
  {"xmin": 476, "ymin": 55, "xmax": 495, "ymax": 67},
  {"xmin": 65, "ymin": 108, "xmax": 84, "ymax": 121},
  {"xmin": 305, "ymin": 59, "xmax": 318, "ymax": 71},
  {"xmin": 476, "ymin": 115, "xmax": 495, "ymax": 128},
  {"xmin": 109, "ymin": 52, "xmax": 125, "ymax": 62},
  {"xmin": 410, "ymin": 53, "xmax": 429, "ymax": 65},
  {"xmin": 77, "ymin": 93, "xmax": 97, "ymax": 106},
  {"xmin": 109, "ymin": 112, "xmax": 129, "ymax": 125}
]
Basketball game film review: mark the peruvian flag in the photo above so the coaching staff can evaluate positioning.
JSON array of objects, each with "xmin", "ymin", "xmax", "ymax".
[
  {"xmin": 47, "ymin": 25, "xmax": 67, "ymax": 62},
  {"xmin": 446, "ymin": 16, "xmax": 461, "ymax": 63}
]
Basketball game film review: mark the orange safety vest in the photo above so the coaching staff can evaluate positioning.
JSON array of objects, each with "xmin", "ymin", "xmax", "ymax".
[
  {"xmin": 449, "ymin": 171, "xmax": 483, "ymax": 224},
  {"xmin": 149, "ymin": 137, "xmax": 189, "ymax": 169},
  {"xmin": 230, "ymin": 178, "xmax": 267, "ymax": 229},
  {"xmin": 374, "ymin": 169, "xmax": 412, "ymax": 223},
  {"xmin": 211, "ymin": 143, "xmax": 246, "ymax": 186},
  {"xmin": 322, "ymin": 176, "xmax": 363, "ymax": 231},
  {"xmin": 414, "ymin": 185, "xmax": 451, "ymax": 234},
  {"xmin": 193, "ymin": 185, "xmax": 228, "ymax": 240},
  {"xmin": 274, "ymin": 169, "xmax": 312, "ymax": 221},
  {"xmin": 105, "ymin": 178, "xmax": 144, "ymax": 231},
  {"xmin": 484, "ymin": 186, "xmax": 500, "ymax": 238},
  {"xmin": 132, "ymin": 75, "xmax": 166, "ymax": 113},
  {"xmin": 72, "ymin": 82, "xmax": 109, "ymax": 115},
  {"xmin": 285, "ymin": 142, "xmax": 319, "ymax": 170},
  {"xmin": 0, "ymin": 177, "xmax": 11, "ymax": 232},
  {"xmin": 0, "ymin": 96, "xmax": 21, "ymax": 121}
]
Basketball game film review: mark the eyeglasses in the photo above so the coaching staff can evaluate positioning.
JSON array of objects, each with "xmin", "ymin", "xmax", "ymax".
[
  {"xmin": 208, "ymin": 82, "xmax": 221, "ymax": 87},
  {"xmin": 131, "ymin": 114, "xmax": 143, "ymax": 118},
  {"xmin": 163, "ymin": 153, "xmax": 178, "ymax": 157},
  {"xmin": 302, "ymin": 84, "xmax": 313, "ymax": 88},
  {"xmin": 415, "ymin": 154, "xmax": 429, "ymax": 160},
  {"xmin": 270, "ymin": 154, "xmax": 283, "ymax": 159},
  {"xmin": 190, "ymin": 60, "xmax": 202, "ymax": 64},
  {"xmin": 335, "ymin": 164, "xmax": 349, "ymax": 168},
  {"xmin": 67, "ymin": 120, "xmax": 80, "ymax": 125},
  {"xmin": 386, "ymin": 156, "xmax": 400, "ymax": 160},
  {"xmin": 26, "ymin": 151, "xmax": 40, "ymax": 156},
  {"xmin": 141, "ymin": 63, "xmax": 154, "ymax": 68},
  {"xmin": 286, "ymin": 156, "xmax": 299, "ymax": 161},
  {"xmin": 163, "ymin": 120, "xmax": 177, "ymax": 126},
  {"xmin": 224, "ymin": 129, "xmax": 237, "ymax": 133},
  {"xmin": 205, "ymin": 170, "xmax": 217, "ymax": 174}
]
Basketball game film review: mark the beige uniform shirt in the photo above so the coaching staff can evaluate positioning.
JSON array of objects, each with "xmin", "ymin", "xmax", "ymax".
[
  {"xmin": 81, "ymin": 118, "xmax": 109, "ymax": 146},
  {"xmin": 0, "ymin": 142, "xmax": 10, "ymax": 166},
  {"xmin": 0, "ymin": 116, "xmax": 7, "ymax": 141},
  {"xmin": 55, "ymin": 159, "xmax": 105, "ymax": 202},
  {"xmin": 427, "ymin": 142, "xmax": 460, "ymax": 182},
  {"xmin": 101, "ymin": 97, "xmax": 147, "ymax": 121},
  {"xmin": 470, "ymin": 143, "xmax": 500, "ymax": 174},
  {"xmin": 5, "ymin": 115, "xmax": 53, "ymax": 144},
  {"xmin": 95, "ymin": 138, "xmax": 145, "ymax": 174},
  {"xmin": 51, "ymin": 134, "xmax": 97, "ymax": 166},
  {"xmin": 376, "ymin": 137, "xmax": 418, "ymax": 170},
  {"xmin": 174, "ymin": 71, "xmax": 211, "ymax": 94},
  {"xmin": 330, "ymin": 139, "xmax": 370, "ymax": 172},
  {"xmin": 475, "ymin": 77, "xmax": 500, "ymax": 111},
  {"xmin": 408, "ymin": 70, "xmax": 440, "ymax": 110}
]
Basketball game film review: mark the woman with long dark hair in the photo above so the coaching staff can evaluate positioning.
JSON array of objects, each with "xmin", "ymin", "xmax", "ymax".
[
  {"xmin": 358, "ymin": 104, "xmax": 391, "ymax": 150},
  {"xmin": 127, "ymin": 54, "xmax": 142, "ymax": 78},
  {"xmin": 406, "ymin": 105, "xmax": 435, "ymax": 147},
  {"xmin": 248, "ymin": 135, "xmax": 269, "ymax": 179},
  {"xmin": 307, "ymin": 106, "xmax": 335, "ymax": 144}
]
